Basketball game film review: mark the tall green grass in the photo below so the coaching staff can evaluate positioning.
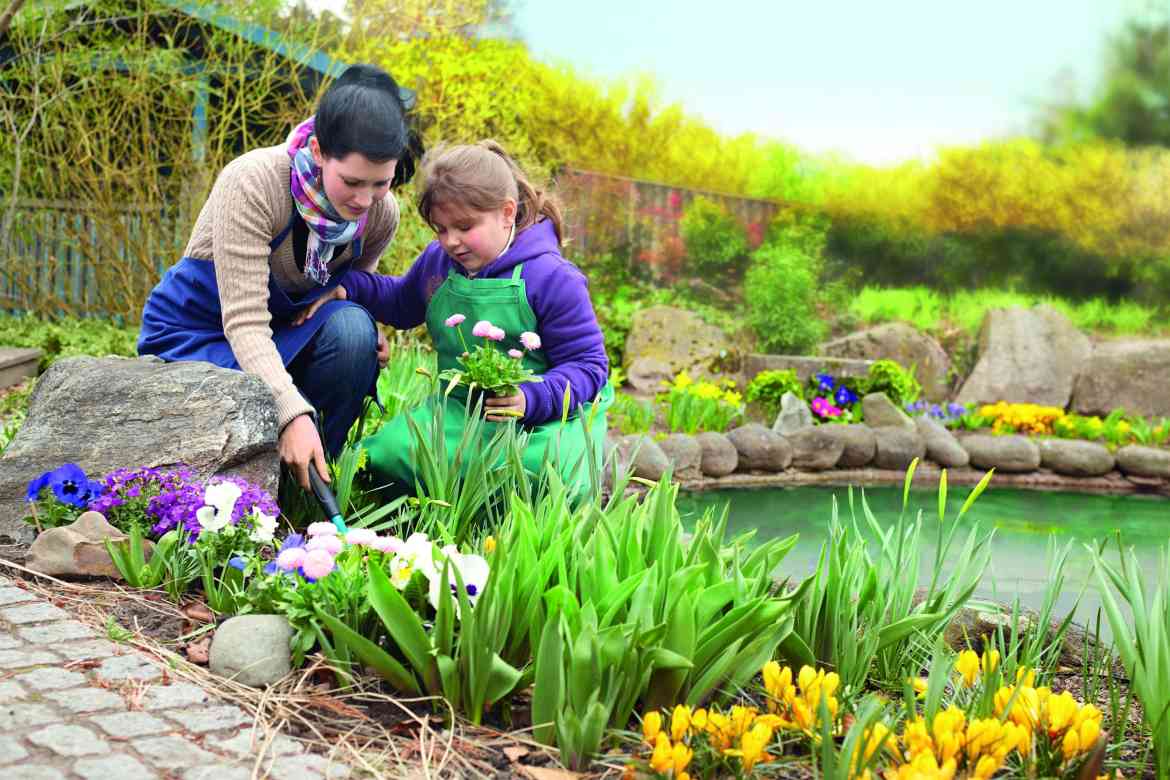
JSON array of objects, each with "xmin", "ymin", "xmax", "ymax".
[{"xmin": 849, "ymin": 286, "xmax": 1167, "ymax": 336}]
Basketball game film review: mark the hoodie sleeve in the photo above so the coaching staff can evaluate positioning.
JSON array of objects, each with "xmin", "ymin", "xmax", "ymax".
[
  {"xmin": 339, "ymin": 247, "xmax": 439, "ymax": 330},
  {"xmin": 519, "ymin": 260, "xmax": 609, "ymax": 425}
]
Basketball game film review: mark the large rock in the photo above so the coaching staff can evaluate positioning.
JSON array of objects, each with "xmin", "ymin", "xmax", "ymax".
[
  {"xmin": 821, "ymin": 323, "xmax": 951, "ymax": 401},
  {"xmin": 861, "ymin": 393, "xmax": 916, "ymax": 432},
  {"xmin": 830, "ymin": 424, "xmax": 877, "ymax": 468},
  {"xmin": 1115, "ymin": 445, "xmax": 1170, "ymax": 479},
  {"xmin": 956, "ymin": 306, "xmax": 1091, "ymax": 407},
  {"xmin": 625, "ymin": 357, "xmax": 674, "ymax": 395},
  {"xmin": 1071, "ymin": 339, "xmax": 1170, "ymax": 418},
  {"xmin": 787, "ymin": 427, "xmax": 845, "ymax": 471},
  {"xmin": 961, "ymin": 434, "xmax": 1041, "ymax": 473},
  {"xmin": 623, "ymin": 305, "xmax": 735, "ymax": 382},
  {"xmin": 772, "ymin": 392, "xmax": 813, "ymax": 436},
  {"xmin": 1037, "ymin": 439, "xmax": 1115, "ymax": 477},
  {"xmin": 727, "ymin": 424, "xmax": 792, "ymax": 472},
  {"xmin": 872, "ymin": 428, "xmax": 925, "ymax": 471},
  {"xmin": 695, "ymin": 432, "xmax": 738, "ymax": 477},
  {"xmin": 209, "ymin": 614, "xmax": 293, "ymax": 687},
  {"xmin": 915, "ymin": 417, "xmax": 969, "ymax": 468},
  {"xmin": 612, "ymin": 435, "xmax": 672, "ymax": 482},
  {"xmin": 1, "ymin": 356, "xmax": 280, "ymax": 546},
  {"xmin": 657, "ymin": 434, "xmax": 703, "ymax": 481},
  {"xmin": 25, "ymin": 511, "xmax": 152, "ymax": 578}
]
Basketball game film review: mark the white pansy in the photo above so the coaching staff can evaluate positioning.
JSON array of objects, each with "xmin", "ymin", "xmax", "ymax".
[
  {"xmin": 250, "ymin": 510, "xmax": 277, "ymax": 543},
  {"xmin": 385, "ymin": 532, "xmax": 435, "ymax": 590},
  {"xmin": 195, "ymin": 481, "xmax": 242, "ymax": 534},
  {"xmin": 427, "ymin": 546, "xmax": 490, "ymax": 615}
]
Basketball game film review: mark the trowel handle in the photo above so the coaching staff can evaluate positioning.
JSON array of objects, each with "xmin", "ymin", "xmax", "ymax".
[{"xmin": 308, "ymin": 462, "xmax": 347, "ymax": 533}]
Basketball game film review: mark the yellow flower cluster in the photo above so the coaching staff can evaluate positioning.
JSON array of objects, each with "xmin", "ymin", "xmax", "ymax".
[
  {"xmin": 994, "ymin": 674, "xmax": 1103, "ymax": 762},
  {"xmin": 762, "ymin": 662, "xmax": 841, "ymax": 734},
  {"xmin": 886, "ymin": 705, "xmax": 1030, "ymax": 780},
  {"xmin": 668, "ymin": 371, "xmax": 743, "ymax": 407},
  {"xmin": 640, "ymin": 703, "xmax": 784, "ymax": 778},
  {"xmin": 977, "ymin": 402, "xmax": 1065, "ymax": 435}
]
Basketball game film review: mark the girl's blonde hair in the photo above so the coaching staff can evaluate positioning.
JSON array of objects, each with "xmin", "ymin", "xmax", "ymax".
[{"xmin": 417, "ymin": 140, "xmax": 565, "ymax": 245}]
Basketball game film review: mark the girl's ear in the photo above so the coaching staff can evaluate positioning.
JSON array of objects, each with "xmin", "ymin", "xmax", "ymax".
[{"xmin": 502, "ymin": 198, "xmax": 518, "ymax": 225}]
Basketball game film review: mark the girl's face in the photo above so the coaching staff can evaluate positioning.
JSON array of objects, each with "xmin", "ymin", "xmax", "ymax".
[
  {"xmin": 430, "ymin": 199, "xmax": 517, "ymax": 274},
  {"xmin": 311, "ymin": 138, "xmax": 396, "ymax": 221}
]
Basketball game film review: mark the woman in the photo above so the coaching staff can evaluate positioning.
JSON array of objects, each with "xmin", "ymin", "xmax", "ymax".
[{"xmin": 139, "ymin": 64, "xmax": 417, "ymax": 490}]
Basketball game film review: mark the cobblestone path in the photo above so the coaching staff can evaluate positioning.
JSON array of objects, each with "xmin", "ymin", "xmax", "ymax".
[{"xmin": 0, "ymin": 574, "xmax": 351, "ymax": 779}]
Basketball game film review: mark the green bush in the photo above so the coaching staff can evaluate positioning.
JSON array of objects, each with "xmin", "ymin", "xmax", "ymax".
[
  {"xmin": 745, "ymin": 369, "xmax": 804, "ymax": 419},
  {"xmin": 744, "ymin": 243, "xmax": 825, "ymax": 354},
  {"xmin": 679, "ymin": 196, "xmax": 748, "ymax": 275},
  {"xmin": 865, "ymin": 359, "xmax": 921, "ymax": 406},
  {"xmin": 0, "ymin": 314, "xmax": 139, "ymax": 371}
]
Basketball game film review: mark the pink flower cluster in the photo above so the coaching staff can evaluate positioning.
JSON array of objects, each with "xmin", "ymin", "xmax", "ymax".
[
  {"xmin": 275, "ymin": 523, "xmax": 407, "ymax": 581},
  {"xmin": 810, "ymin": 396, "xmax": 844, "ymax": 419},
  {"xmin": 443, "ymin": 314, "xmax": 542, "ymax": 357}
]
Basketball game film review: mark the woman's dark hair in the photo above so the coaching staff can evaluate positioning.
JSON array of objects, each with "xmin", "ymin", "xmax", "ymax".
[{"xmin": 315, "ymin": 63, "xmax": 422, "ymax": 187}]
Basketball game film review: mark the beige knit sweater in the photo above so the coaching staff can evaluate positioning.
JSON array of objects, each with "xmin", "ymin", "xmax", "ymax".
[{"xmin": 182, "ymin": 144, "xmax": 400, "ymax": 429}]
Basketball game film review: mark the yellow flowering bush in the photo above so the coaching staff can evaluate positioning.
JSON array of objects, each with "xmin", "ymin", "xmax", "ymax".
[
  {"xmin": 975, "ymin": 402, "xmax": 1066, "ymax": 435},
  {"xmin": 660, "ymin": 371, "xmax": 745, "ymax": 434}
]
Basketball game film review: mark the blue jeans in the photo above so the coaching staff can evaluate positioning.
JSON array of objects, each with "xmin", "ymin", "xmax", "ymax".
[{"xmin": 287, "ymin": 303, "xmax": 379, "ymax": 458}]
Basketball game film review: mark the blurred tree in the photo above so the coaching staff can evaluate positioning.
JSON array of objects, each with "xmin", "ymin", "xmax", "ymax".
[
  {"xmin": 1039, "ymin": 5, "xmax": 1170, "ymax": 147},
  {"xmin": 343, "ymin": 0, "xmax": 512, "ymax": 48}
]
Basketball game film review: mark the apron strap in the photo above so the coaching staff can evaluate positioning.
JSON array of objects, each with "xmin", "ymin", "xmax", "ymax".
[{"xmin": 510, "ymin": 263, "xmax": 524, "ymax": 281}]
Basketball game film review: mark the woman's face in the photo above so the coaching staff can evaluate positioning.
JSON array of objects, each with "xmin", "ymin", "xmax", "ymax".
[{"xmin": 311, "ymin": 138, "xmax": 396, "ymax": 221}]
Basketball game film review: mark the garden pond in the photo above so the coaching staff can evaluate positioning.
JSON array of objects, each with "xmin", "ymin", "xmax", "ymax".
[{"xmin": 678, "ymin": 484, "xmax": 1170, "ymax": 630}]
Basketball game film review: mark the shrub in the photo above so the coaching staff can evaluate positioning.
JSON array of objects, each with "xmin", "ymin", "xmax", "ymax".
[
  {"xmin": 678, "ymin": 196, "xmax": 748, "ymax": 275},
  {"xmin": 744, "ymin": 243, "xmax": 825, "ymax": 354},
  {"xmin": 864, "ymin": 359, "xmax": 921, "ymax": 406},
  {"xmin": 745, "ymin": 369, "xmax": 803, "ymax": 420},
  {"xmin": 609, "ymin": 393, "xmax": 655, "ymax": 435}
]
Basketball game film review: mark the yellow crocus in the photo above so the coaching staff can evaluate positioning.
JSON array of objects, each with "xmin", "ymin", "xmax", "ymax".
[
  {"xmin": 955, "ymin": 650, "xmax": 980, "ymax": 687},
  {"xmin": 483, "ymin": 535, "xmax": 496, "ymax": 554},
  {"xmin": 642, "ymin": 711, "xmax": 662, "ymax": 744},
  {"xmin": 1078, "ymin": 717, "xmax": 1101, "ymax": 753},
  {"xmin": 1061, "ymin": 728, "xmax": 1081, "ymax": 760},
  {"xmin": 982, "ymin": 649, "xmax": 1000, "ymax": 674},
  {"xmin": 690, "ymin": 708, "xmax": 708, "ymax": 731},
  {"xmin": 671, "ymin": 741, "xmax": 693, "ymax": 775},
  {"xmin": 670, "ymin": 705, "xmax": 692, "ymax": 742},
  {"xmin": 910, "ymin": 676, "xmax": 929, "ymax": 697},
  {"xmin": 1045, "ymin": 691, "xmax": 1078, "ymax": 735},
  {"xmin": 973, "ymin": 755, "xmax": 1001, "ymax": 780},
  {"xmin": 649, "ymin": 732, "xmax": 673, "ymax": 773}
]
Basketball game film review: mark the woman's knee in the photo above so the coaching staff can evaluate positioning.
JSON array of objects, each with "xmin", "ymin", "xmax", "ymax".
[{"xmin": 319, "ymin": 303, "xmax": 378, "ymax": 356}]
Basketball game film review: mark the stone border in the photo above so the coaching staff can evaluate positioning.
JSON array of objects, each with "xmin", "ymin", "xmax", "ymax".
[{"xmin": 679, "ymin": 464, "xmax": 1170, "ymax": 497}]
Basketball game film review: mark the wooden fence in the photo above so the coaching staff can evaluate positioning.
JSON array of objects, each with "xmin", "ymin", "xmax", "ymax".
[
  {"xmin": 1, "ymin": 169, "xmax": 784, "ymax": 318},
  {"xmin": 556, "ymin": 167, "xmax": 782, "ymax": 274}
]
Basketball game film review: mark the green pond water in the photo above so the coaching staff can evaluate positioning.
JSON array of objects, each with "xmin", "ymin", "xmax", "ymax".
[{"xmin": 677, "ymin": 485, "xmax": 1170, "ymax": 630}]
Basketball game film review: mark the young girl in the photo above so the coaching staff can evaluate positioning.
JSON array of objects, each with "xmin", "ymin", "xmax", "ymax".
[
  {"xmin": 298, "ymin": 140, "xmax": 612, "ymax": 493},
  {"xmin": 137, "ymin": 64, "xmax": 418, "ymax": 492}
]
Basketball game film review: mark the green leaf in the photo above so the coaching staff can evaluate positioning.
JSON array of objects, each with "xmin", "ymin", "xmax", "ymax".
[
  {"xmin": 366, "ymin": 563, "xmax": 438, "ymax": 693},
  {"xmin": 532, "ymin": 612, "xmax": 565, "ymax": 746},
  {"xmin": 316, "ymin": 609, "xmax": 420, "ymax": 695}
]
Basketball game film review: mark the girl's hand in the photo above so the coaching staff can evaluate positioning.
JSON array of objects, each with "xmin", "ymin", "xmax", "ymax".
[
  {"xmin": 279, "ymin": 414, "xmax": 330, "ymax": 490},
  {"xmin": 376, "ymin": 330, "xmax": 390, "ymax": 368},
  {"xmin": 293, "ymin": 285, "xmax": 347, "ymax": 326},
  {"xmin": 485, "ymin": 392, "xmax": 525, "ymax": 423}
]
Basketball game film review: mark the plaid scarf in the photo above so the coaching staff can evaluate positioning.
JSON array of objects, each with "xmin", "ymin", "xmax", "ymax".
[{"xmin": 286, "ymin": 117, "xmax": 366, "ymax": 285}]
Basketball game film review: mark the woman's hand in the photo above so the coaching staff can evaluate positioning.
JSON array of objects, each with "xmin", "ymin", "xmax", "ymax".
[
  {"xmin": 292, "ymin": 285, "xmax": 347, "ymax": 326},
  {"xmin": 485, "ymin": 392, "xmax": 526, "ymax": 423},
  {"xmin": 279, "ymin": 414, "xmax": 330, "ymax": 490}
]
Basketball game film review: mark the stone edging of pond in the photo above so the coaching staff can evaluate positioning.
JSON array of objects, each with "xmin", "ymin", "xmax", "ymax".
[
  {"xmin": 679, "ymin": 463, "xmax": 1170, "ymax": 497},
  {"xmin": 610, "ymin": 394, "xmax": 1170, "ymax": 498}
]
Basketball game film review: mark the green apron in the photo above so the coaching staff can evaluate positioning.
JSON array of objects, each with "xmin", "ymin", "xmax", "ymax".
[{"xmin": 362, "ymin": 263, "xmax": 613, "ymax": 495}]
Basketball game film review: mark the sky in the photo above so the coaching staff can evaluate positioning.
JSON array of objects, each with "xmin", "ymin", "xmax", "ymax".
[{"xmin": 310, "ymin": 0, "xmax": 1148, "ymax": 165}]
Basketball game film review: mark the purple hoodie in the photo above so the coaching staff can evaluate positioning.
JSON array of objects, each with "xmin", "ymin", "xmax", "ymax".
[{"xmin": 340, "ymin": 219, "xmax": 609, "ymax": 426}]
